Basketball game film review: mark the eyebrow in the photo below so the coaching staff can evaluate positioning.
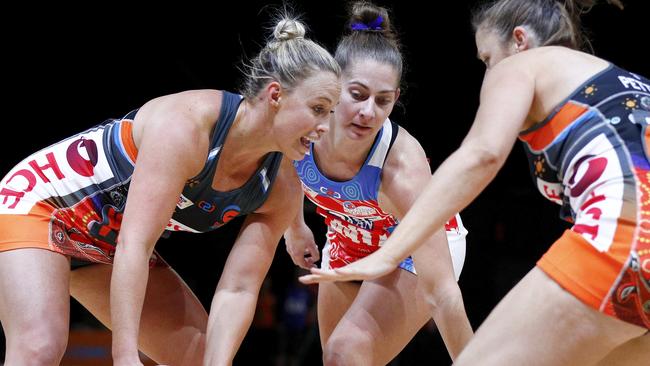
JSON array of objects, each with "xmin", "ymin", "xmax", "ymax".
[
  {"xmin": 315, "ymin": 96, "xmax": 334, "ymax": 104},
  {"xmin": 348, "ymin": 81, "xmax": 397, "ymax": 94}
]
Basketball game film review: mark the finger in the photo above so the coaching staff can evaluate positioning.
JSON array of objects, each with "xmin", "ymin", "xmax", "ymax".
[
  {"xmin": 298, "ymin": 259, "xmax": 311, "ymax": 270},
  {"xmin": 299, "ymin": 273, "xmax": 333, "ymax": 284},
  {"xmin": 299, "ymin": 269, "xmax": 350, "ymax": 283},
  {"xmin": 306, "ymin": 258, "xmax": 318, "ymax": 269},
  {"xmin": 308, "ymin": 245, "xmax": 320, "ymax": 262},
  {"xmin": 290, "ymin": 254, "xmax": 310, "ymax": 269}
]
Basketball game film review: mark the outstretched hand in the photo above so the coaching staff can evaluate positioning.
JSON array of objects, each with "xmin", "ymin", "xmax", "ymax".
[{"xmin": 299, "ymin": 251, "xmax": 398, "ymax": 284}]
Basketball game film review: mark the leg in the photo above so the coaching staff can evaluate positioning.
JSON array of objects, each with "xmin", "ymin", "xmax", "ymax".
[
  {"xmin": 70, "ymin": 264, "xmax": 207, "ymax": 366},
  {"xmin": 596, "ymin": 331, "xmax": 650, "ymax": 366},
  {"xmin": 455, "ymin": 267, "xmax": 647, "ymax": 366},
  {"xmin": 323, "ymin": 269, "xmax": 431, "ymax": 366},
  {"xmin": 0, "ymin": 248, "xmax": 71, "ymax": 366},
  {"xmin": 317, "ymin": 281, "xmax": 360, "ymax": 346}
]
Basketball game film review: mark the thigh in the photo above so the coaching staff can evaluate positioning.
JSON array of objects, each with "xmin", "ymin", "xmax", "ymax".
[
  {"xmin": 0, "ymin": 248, "xmax": 71, "ymax": 344},
  {"xmin": 596, "ymin": 331, "xmax": 650, "ymax": 366},
  {"xmin": 70, "ymin": 263, "xmax": 207, "ymax": 365},
  {"xmin": 455, "ymin": 267, "xmax": 647, "ymax": 366},
  {"xmin": 317, "ymin": 281, "xmax": 360, "ymax": 346},
  {"xmin": 331, "ymin": 269, "xmax": 431, "ymax": 364}
]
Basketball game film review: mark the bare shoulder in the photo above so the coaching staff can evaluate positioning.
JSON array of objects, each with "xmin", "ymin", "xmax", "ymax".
[
  {"xmin": 379, "ymin": 125, "xmax": 432, "ymax": 217},
  {"xmin": 137, "ymin": 89, "xmax": 224, "ymax": 129},
  {"xmin": 131, "ymin": 90, "xmax": 225, "ymax": 177},
  {"xmin": 383, "ymin": 126, "xmax": 430, "ymax": 180},
  {"xmin": 498, "ymin": 47, "xmax": 609, "ymax": 84},
  {"xmin": 132, "ymin": 90, "xmax": 224, "ymax": 146}
]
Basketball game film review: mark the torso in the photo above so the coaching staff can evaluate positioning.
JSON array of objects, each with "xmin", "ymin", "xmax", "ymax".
[
  {"xmin": 519, "ymin": 59, "xmax": 650, "ymax": 227},
  {"xmin": 294, "ymin": 119, "xmax": 399, "ymax": 263},
  {"xmin": 0, "ymin": 90, "xmax": 283, "ymax": 264}
]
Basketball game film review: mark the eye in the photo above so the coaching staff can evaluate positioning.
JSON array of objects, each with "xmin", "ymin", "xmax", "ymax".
[
  {"xmin": 349, "ymin": 89, "xmax": 366, "ymax": 101},
  {"xmin": 312, "ymin": 105, "xmax": 328, "ymax": 115},
  {"xmin": 376, "ymin": 97, "xmax": 393, "ymax": 106}
]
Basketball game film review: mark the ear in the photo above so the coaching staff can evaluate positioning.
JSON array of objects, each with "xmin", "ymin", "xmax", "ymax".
[
  {"xmin": 266, "ymin": 81, "xmax": 282, "ymax": 108},
  {"xmin": 512, "ymin": 26, "xmax": 533, "ymax": 53},
  {"xmin": 394, "ymin": 88, "xmax": 401, "ymax": 102}
]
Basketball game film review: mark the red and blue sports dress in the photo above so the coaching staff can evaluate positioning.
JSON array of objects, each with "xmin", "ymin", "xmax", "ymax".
[{"xmin": 294, "ymin": 119, "xmax": 467, "ymax": 278}]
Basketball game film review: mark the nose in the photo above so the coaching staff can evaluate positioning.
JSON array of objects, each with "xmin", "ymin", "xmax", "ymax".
[
  {"xmin": 315, "ymin": 115, "xmax": 330, "ymax": 135},
  {"xmin": 359, "ymin": 98, "xmax": 376, "ymax": 120}
]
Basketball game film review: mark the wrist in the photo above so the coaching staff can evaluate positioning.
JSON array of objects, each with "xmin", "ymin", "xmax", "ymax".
[
  {"xmin": 112, "ymin": 343, "xmax": 141, "ymax": 364},
  {"xmin": 379, "ymin": 247, "xmax": 403, "ymax": 267}
]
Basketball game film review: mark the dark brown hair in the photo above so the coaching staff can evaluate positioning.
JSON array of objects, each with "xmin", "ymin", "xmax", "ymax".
[
  {"xmin": 471, "ymin": 0, "xmax": 623, "ymax": 51},
  {"xmin": 335, "ymin": 1, "xmax": 403, "ymax": 86}
]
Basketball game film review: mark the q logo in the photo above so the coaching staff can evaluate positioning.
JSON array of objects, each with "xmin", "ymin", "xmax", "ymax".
[{"xmin": 66, "ymin": 137, "xmax": 98, "ymax": 177}]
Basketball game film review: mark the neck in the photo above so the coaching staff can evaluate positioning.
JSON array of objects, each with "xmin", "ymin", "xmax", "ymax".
[
  {"xmin": 318, "ymin": 120, "xmax": 377, "ymax": 168},
  {"xmin": 224, "ymin": 99, "xmax": 277, "ymax": 165}
]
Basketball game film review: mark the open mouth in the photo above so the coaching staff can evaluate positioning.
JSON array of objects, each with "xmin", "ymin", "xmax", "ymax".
[
  {"xmin": 300, "ymin": 136, "xmax": 310, "ymax": 150},
  {"xmin": 300, "ymin": 135, "xmax": 319, "ymax": 151}
]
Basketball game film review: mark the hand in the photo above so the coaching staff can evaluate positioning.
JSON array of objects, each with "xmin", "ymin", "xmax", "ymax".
[
  {"xmin": 284, "ymin": 223, "xmax": 320, "ymax": 269},
  {"xmin": 299, "ymin": 250, "xmax": 398, "ymax": 284}
]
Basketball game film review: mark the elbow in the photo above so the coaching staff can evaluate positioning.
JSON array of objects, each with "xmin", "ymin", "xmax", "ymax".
[
  {"xmin": 459, "ymin": 144, "xmax": 506, "ymax": 173},
  {"xmin": 473, "ymin": 146, "xmax": 503, "ymax": 167}
]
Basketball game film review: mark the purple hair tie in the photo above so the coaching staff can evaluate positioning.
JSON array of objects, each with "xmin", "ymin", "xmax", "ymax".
[{"xmin": 351, "ymin": 15, "xmax": 383, "ymax": 31}]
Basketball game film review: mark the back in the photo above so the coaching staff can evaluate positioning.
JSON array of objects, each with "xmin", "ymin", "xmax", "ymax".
[{"xmin": 525, "ymin": 47, "xmax": 611, "ymax": 127}]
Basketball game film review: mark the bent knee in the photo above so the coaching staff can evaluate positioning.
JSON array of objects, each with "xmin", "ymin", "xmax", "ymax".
[
  {"xmin": 7, "ymin": 326, "xmax": 68, "ymax": 365},
  {"xmin": 323, "ymin": 330, "xmax": 374, "ymax": 366}
]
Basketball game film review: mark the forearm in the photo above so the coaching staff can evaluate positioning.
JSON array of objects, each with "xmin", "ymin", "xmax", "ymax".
[
  {"xmin": 381, "ymin": 146, "xmax": 502, "ymax": 264},
  {"xmin": 204, "ymin": 289, "xmax": 258, "ymax": 366},
  {"xmin": 110, "ymin": 243, "xmax": 152, "ymax": 362},
  {"xmin": 430, "ymin": 286, "xmax": 474, "ymax": 361},
  {"xmin": 286, "ymin": 196, "xmax": 307, "ymax": 232}
]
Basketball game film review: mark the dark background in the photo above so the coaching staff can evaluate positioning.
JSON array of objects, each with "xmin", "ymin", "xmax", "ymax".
[{"xmin": 2, "ymin": 1, "xmax": 649, "ymax": 365}]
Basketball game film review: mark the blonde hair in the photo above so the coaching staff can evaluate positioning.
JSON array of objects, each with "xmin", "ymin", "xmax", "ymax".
[
  {"xmin": 241, "ymin": 14, "xmax": 340, "ymax": 98},
  {"xmin": 472, "ymin": 0, "xmax": 623, "ymax": 51}
]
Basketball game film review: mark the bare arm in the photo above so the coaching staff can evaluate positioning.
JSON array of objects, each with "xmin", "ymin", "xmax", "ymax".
[
  {"xmin": 203, "ymin": 158, "xmax": 303, "ymax": 366},
  {"xmin": 283, "ymin": 192, "xmax": 320, "ymax": 269},
  {"xmin": 111, "ymin": 91, "xmax": 215, "ymax": 364},
  {"xmin": 301, "ymin": 56, "xmax": 534, "ymax": 282},
  {"xmin": 378, "ymin": 129, "xmax": 473, "ymax": 360}
]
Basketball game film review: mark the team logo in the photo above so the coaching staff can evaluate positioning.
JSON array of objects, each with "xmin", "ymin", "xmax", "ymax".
[
  {"xmin": 221, "ymin": 204, "xmax": 241, "ymax": 223},
  {"xmin": 177, "ymin": 195, "xmax": 194, "ymax": 209},
  {"xmin": 342, "ymin": 201, "xmax": 377, "ymax": 216},
  {"xmin": 66, "ymin": 137, "xmax": 98, "ymax": 177},
  {"xmin": 211, "ymin": 204, "xmax": 241, "ymax": 228},
  {"xmin": 198, "ymin": 200, "xmax": 216, "ymax": 213},
  {"xmin": 320, "ymin": 186, "xmax": 341, "ymax": 199},
  {"xmin": 567, "ymin": 155, "xmax": 607, "ymax": 197}
]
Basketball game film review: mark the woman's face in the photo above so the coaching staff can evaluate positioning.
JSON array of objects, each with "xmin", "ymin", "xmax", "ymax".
[
  {"xmin": 334, "ymin": 58, "xmax": 400, "ymax": 141},
  {"xmin": 275, "ymin": 71, "xmax": 341, "ymax": 160},
  {"xmin": 475, "ymin": 26, "xmax": 514, "ymax": 70}
]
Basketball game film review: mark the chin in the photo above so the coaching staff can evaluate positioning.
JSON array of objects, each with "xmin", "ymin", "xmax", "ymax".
[{"xmin": 286, "ymin": 148, "xmax": 307, "ymax": 161}]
